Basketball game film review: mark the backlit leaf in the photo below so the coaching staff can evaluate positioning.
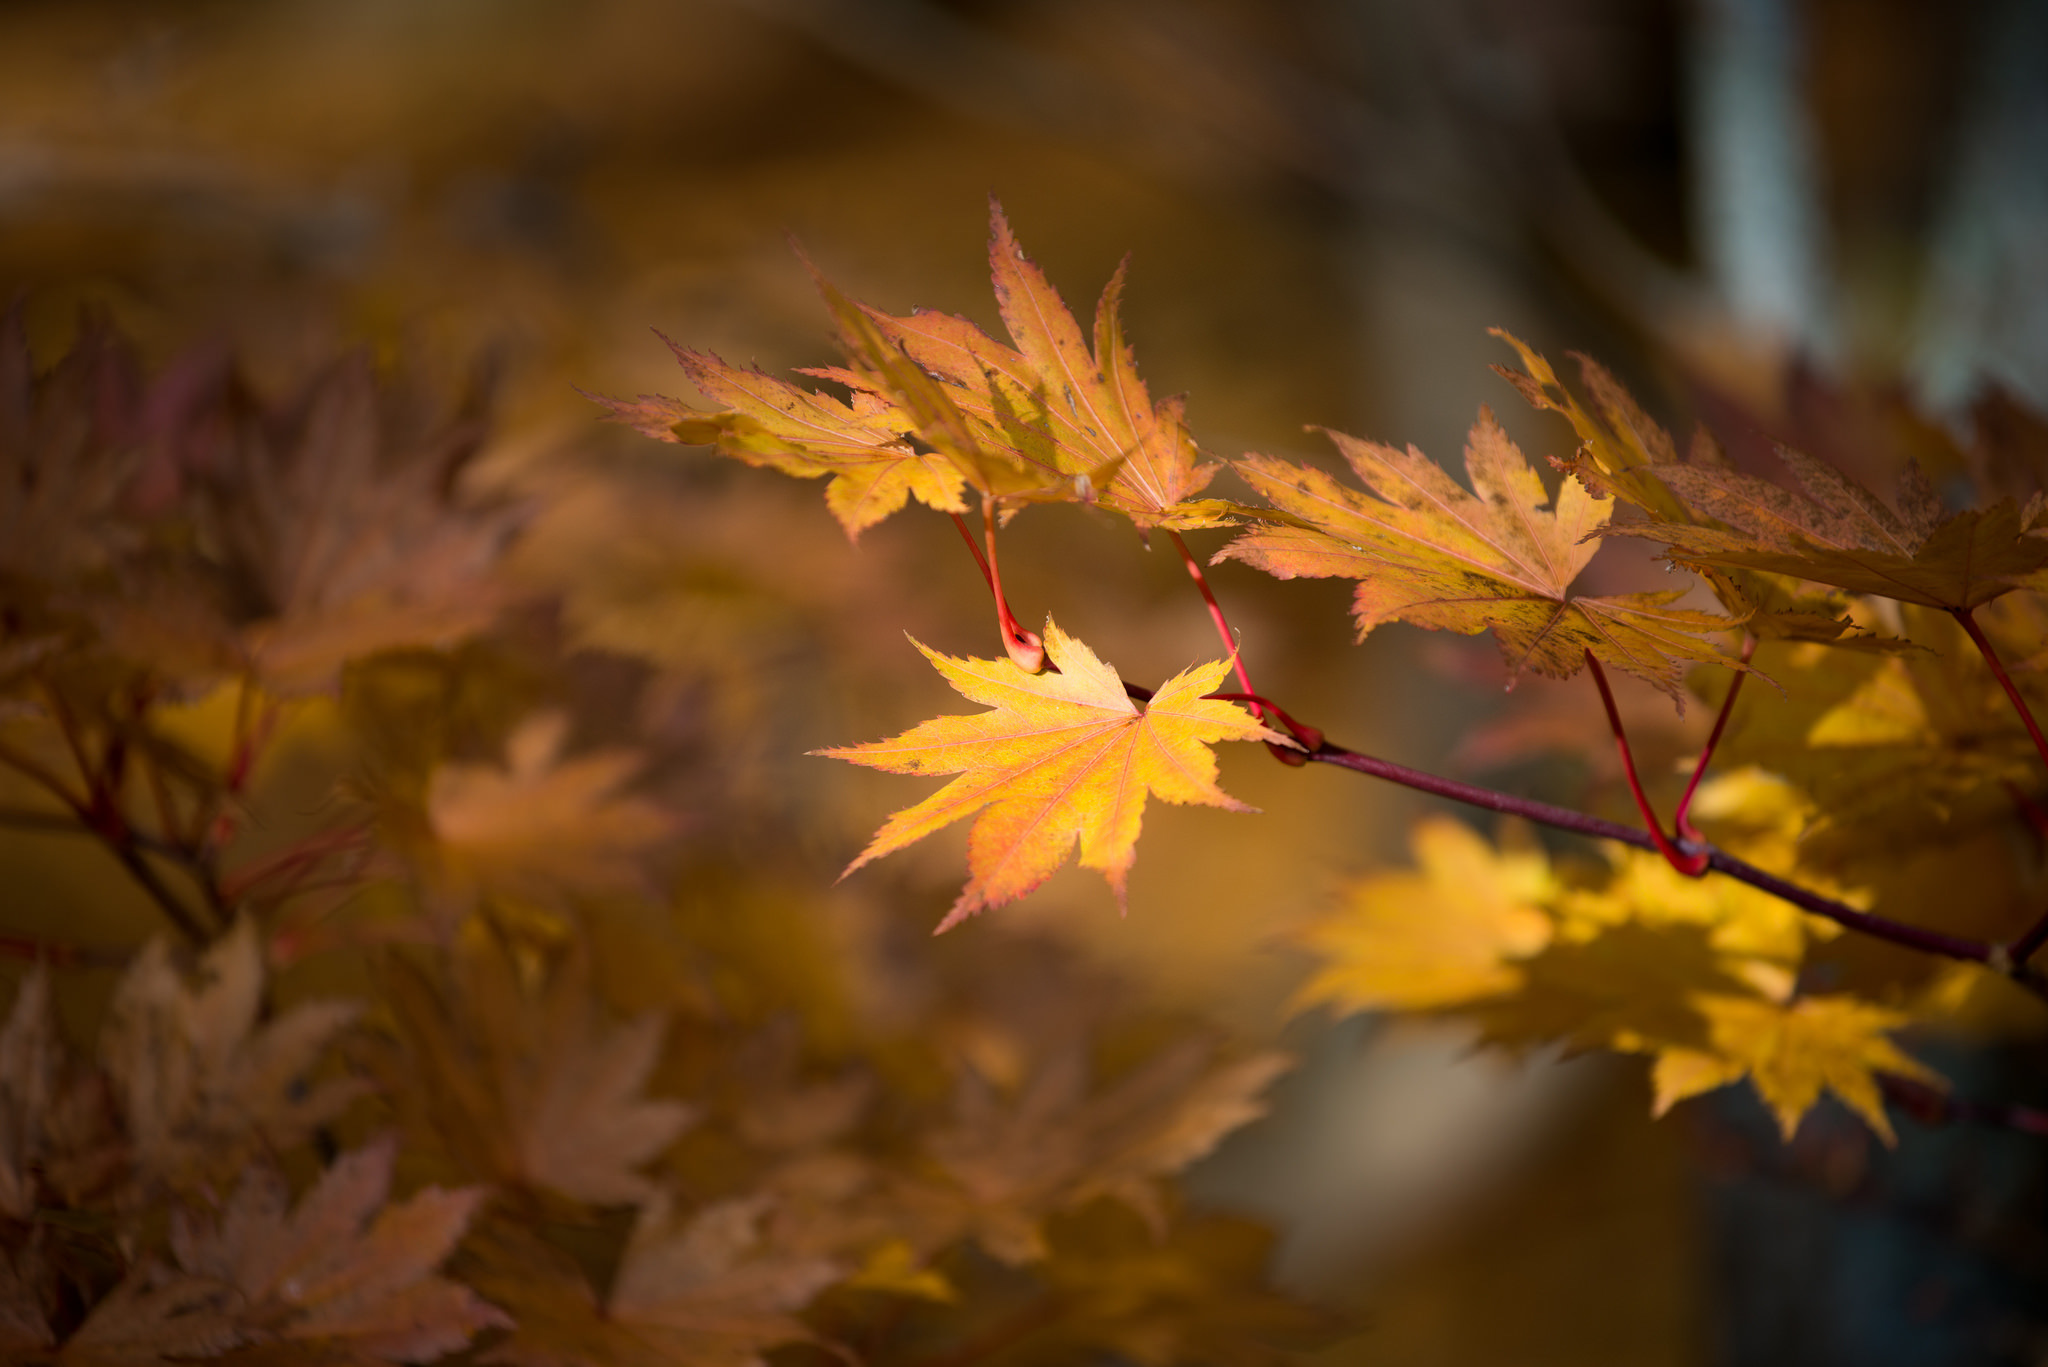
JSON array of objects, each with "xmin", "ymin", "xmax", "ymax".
[
  {"xmin": 817, "ymin": 619, "xmax": 1284, "ymax": 931},
  {"xmin": 1652, "ymin": 995, "xmax": 1939, "ymax": 1144},
  {"xmin": 1219, "ymin": 410, "xmax": 1744, "ymax": 701}
]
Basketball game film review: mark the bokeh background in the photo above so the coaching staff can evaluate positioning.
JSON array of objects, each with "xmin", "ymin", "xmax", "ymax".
[{"xmin": 3, "ymin": 0, "xmax": 2045, "ymax": 1363}]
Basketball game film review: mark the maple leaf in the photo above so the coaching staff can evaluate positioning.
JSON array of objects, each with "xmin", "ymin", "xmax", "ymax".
[
  {"xmin": 98, "ymin": 919, "xmax": 364, "ymax": 1202},
  {"xmin": 1293, "ymin": 818, "xmax": 1555, "ymax": 1016},
  {"xmin": 1489, "ymin": 331, "xmax": 1921, "ymax": 648},
  {"xmin": 1217, "ymin": 409, "xmax": 1745, "ymax": 702},
  {"xmin": 467, "ymin": 1196, "xmax": 839, "ymax": 1367},
  {"xmin": 170, "ymin": 1134, "xmax": 508, "ymax": 1363},
  {"xmin": 596, "ymin": 203, "xmax": 1227, "ymax": 536},
  {"xmin": 376, "ymin": 942, "xmax": 695, "ymax": 1206},
  {"xmin": 201, "ymin": 351, "xmax": 522, "ymax": 694},
  {"xmin": 818, "ymin": 619, "xmax": 1284, "ymax": 931},
  {"xmin": 1652, "ymin": 995, "xmax": 1940, "ymax": 1144},
  {"xmin": 424, "ymin": 711, "xmax": 675, "ymax": 908},
  {"xmin": 858, "ymin": 200, "xmax": 1225, "ymax": 529},
  {"xmin": 927, "ymin": 1033, "xmax": 1291, "ymax": 1264},
  {"xmin": 1036, "ymin": 1203, "xmax": 1342, "ymax": 1367},
  {"xmin": 1713, "ymin": 621, "xmax": 2044, "ymax": 861},
  {"xmin": 1, "ymin": 965, "xmax": 57, "ymax": 1220},
  {"xmin": 1593, "ymin": 446, "xmax": 2048, "ymax": 611},
  {"xmin": 590, "ymin": 337, "xmax": 972, "ymax": 540},
  {"xmin": 57, "ymin": 1265, "xmax": 244, "ymax": 1366}
]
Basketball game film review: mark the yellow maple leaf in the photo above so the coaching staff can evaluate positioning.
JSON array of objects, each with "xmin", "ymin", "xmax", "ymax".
[
  {"xmin": 1218, "ymin": 409, "xmax": 1745, "ymax": 701},
  {"xmin": 1652, "ymin": 994, "xmax": 1941, "ymax": 1144},
  {"xmin": 818, "ymin": 619, "xmax": 1284, "ymax": 931},
  {"xmin": 1293, "ymin": 817, "xmax": 1554, "ymax": 1015}
]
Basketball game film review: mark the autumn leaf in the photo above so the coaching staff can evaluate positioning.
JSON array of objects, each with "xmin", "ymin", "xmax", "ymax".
[
  {"xmin": 58, "ymin": 1266, "xmax": 243, "ymax": 1365},
  {"xmin": 858, "ymin": 200, "xmax": 1225, "ymax": 529},
  {"xmin": 376, "ymin": 941, "xmax": 695, "ymax": 1207},
  {"xmin": 0, "ymin": 965, "xmax": 56, "ymax": 1220},
  {"xmin": 591, "ymin": 335, "xmax": 973, "ymax": 539},
  {"xmin": 1591, "ymin": 443, "xmax": 2048, "ymax": 612},
  {"xmin": 467, "ymin": 1196, "xmax": 839, "ymax": 1367},
  {"xmin": 424, "ymin": 711, "xmax": 674, "ymax": 908},
  {"xmin": 818, "ymin": 619, "xmax": 1284, "ymax": 931},
  {"xmin": 202, "ymin": 351, "xmax": 522, "ymax": 694},
  {"xmin": 1218, "ymin": 409, "xmax": 1745, "ymax": 701},
  {"xmin": 1036, "ymin": 1203, "xmax": 1342, "ymax": 1367},
  {"xmin": 170, "ymin": 1134, "xmax": 508, "ymax": 1363},
  {"xmin": 597, "ymin": 202, "xmax": 1227, "ymax": 536},
  {"xmin": 927, "ymin": 1033, "xmax": 1291, "ymax": 1264},
  {"xmin": 1293, "ymin": 818, "xmax": 1555, "ymax": 1016},
  {"xmin": 1652, "ymin": 995, "xmax": 1940, "ymax": 1144},
  {"xmin": 98, "ymin": 919, "xmax": 364, "ymax": 1202}
]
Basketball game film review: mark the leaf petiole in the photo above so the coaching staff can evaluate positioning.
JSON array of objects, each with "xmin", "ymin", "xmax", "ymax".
[
  {"xmin": 952, "ymin": 504, "xmax": 1046, "ymax": 671},
  {"xmin": 1586, "ymin": 650, "xmax": 1708, "ymax": 875},
  {"xmin": 1673, "ymin": 634, "xmax": 1757, "ymax": 844}
]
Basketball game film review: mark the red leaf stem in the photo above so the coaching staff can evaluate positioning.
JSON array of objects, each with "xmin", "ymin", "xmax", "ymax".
[
  {"xmin": 1955, "ymin": 605, "xmax": 2048, "ymax": 773},
  {"xmin": 1585, "ymin": 650, "xmax": 1709, "ymax": 876},
  {"xmin": 1673, "ymin": 634, "xmax": 1757, "ymax": 844}
]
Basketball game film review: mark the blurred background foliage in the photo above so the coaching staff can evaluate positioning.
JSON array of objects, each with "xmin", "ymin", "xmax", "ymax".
[{"xmin": 1, "ymin": 0, "xmax": 2045, "ymax": 1363}]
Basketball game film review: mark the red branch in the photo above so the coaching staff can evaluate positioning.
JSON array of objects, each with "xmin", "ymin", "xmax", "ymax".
[
  {"xmin": 1122, "ymin": 677, "xmax": 2048, "ymax": 999},
  {"xmin": 1585, "ymin": 651, "xmax": 1709, "ymax": 876}
]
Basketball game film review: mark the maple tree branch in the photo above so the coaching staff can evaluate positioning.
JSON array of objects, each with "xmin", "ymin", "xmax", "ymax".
[
  {"xmin": 1674, "ymin": 635, "xmax": 1756, "ymax": 844},
  {"xmin": 1585, "ymin": 651, "xmax": 1709, "ymax": 876},
  {"xmin": 1128, "ymin": 675, "xmax": 2048, "ymax": 997},
  {"xmin": 2008, "ymin": 909, "xmax": 2048, "ymax": 967},
  {"xmin": 1954, "ymin": 605, "xmax": 2048, "ymax": 773},
  {"xmin": 102, "ymin": 839, "xmax": 213, "ymax": 946},
  {"xmin": 0, "ymin": 736, "xmax": 93, "ymax": 816}
]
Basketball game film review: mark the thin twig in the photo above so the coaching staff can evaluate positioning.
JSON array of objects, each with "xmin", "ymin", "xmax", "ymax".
[
  {"xmin": 1674, "ymin": 635, "xmax": 1756, "ymax": 843},
  {"xmin": 1955, "ymin": 606, "xmax": 2048, "ymax": 771},
  {"xmin": 1585, "ymin": 651, "xmax": 1708, "ymax": 876}
]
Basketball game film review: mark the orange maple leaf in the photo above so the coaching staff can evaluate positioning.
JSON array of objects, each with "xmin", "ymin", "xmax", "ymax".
[
  {"xmin": 818, "ymin": 620, "xmax": 1284, "ymax": 931},
  {"xmin": 1218, "ymin": 409, "xmax": 1745, "ymax": 701},
  {"xmin": 593, "ymin": 202, "xmax": 1228, "ymax": 537},
  {"xmin": 859, "ymin": 200, "xmax": 1225, "ymax": 529}
]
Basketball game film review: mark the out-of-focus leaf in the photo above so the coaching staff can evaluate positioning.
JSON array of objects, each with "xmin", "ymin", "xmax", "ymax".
[
  {"xmin": 98, "ymin": 920, "xmax": 363, "ymax": 1201},
  {"xmin": 170, "ymin": 1134, "xmax": 507, "ymax": 1363}
]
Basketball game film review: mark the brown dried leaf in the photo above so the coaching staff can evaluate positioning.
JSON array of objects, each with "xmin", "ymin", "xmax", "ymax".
[
  {"xmin": 171, "ymin": 1134, "xmax": 507, "ymax": 1363},
  {"xmin": 0, "ymin": 966, "xmax": 57, "ymax": 1219},
  {"xmin": 98, "ymin": 920, "xmax": 364, "ymax": 1201}
]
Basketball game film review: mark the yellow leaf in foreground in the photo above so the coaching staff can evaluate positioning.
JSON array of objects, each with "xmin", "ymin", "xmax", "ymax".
[
  {"xmin": 1653, "ymin": 994, "xmax": 1940, "ymax": 1144},
  {"xmin": 818, "ymin": 620, "xmax": 1284, "ymax": 932},
  {"xmin": 1294, "ymin": 818, "xmax": 1554, "ymax": 1014}
]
